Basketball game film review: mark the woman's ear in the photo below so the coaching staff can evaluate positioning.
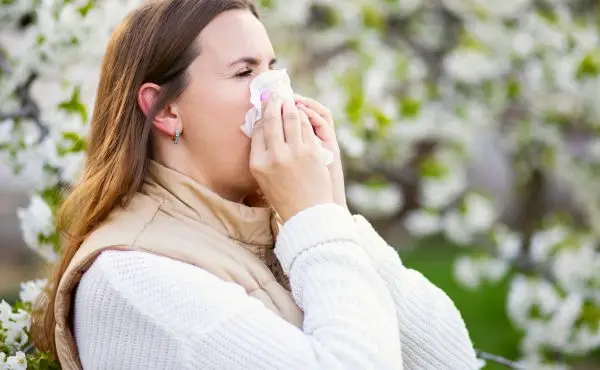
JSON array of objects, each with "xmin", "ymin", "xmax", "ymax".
[{"xmin": 137, "ymin": 82, "xmax": 182, "ymax": 138}]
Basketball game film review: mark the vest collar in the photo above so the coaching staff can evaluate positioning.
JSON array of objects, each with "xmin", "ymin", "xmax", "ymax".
[{"xmin": 141, "ymin": 160, "xmax": 276, "ymax": 247}]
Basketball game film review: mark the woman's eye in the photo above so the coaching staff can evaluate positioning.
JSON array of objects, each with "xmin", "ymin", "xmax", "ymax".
[{"xmin": 235, "ymin": 70, "xmax": 253, "ymax": 78}]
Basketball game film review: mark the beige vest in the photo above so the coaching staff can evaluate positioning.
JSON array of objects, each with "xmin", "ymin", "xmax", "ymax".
[{"xmin": 53, "ymin": 161, "xmax": 303, "ymax": 369}]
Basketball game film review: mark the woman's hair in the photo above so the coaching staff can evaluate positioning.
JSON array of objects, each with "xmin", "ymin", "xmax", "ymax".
[{"xmin": 30, "ymin": 0, "xmax": 259, "ymax": 359}]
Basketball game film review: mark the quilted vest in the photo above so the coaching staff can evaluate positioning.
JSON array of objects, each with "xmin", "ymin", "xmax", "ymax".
[{"xmin": 53, "ymin": 160, "xmax": 303, "ymax": 369}]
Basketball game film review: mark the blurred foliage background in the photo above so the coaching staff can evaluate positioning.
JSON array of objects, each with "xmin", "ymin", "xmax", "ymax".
[{"xmin": 3, "ymin": 0, "xmax": 600, "ymax": 368}]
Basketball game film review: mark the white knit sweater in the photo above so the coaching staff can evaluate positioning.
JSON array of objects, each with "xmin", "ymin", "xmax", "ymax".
[{"xmin": 73, "ymin": 204, "xmax": 482, "ymax": 369}]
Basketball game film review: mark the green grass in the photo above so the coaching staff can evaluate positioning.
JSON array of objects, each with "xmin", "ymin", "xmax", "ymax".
[{"xmin": 397, "ymin": 236, "xmax": 522, "ymax": 370}]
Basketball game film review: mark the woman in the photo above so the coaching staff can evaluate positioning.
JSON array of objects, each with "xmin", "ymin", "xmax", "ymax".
[{"xmin": 31, "ymin": 0, "xmax": 481, "ymax": 369}]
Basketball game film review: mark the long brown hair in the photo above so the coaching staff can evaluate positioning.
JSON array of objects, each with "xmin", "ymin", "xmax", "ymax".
[{"xmin": 30, "ymin": 0, "xmax": 259, "ymax": 359}]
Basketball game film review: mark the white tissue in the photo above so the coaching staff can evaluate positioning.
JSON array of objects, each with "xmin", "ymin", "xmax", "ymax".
[{"xmin": 242, "ymin": 69, "xmax": 334, "ymax": 166}]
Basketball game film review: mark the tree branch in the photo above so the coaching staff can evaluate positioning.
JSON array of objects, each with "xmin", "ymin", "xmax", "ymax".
[
  {"xmin": 0, "ymin": 72, "xmax": 49, "ymax": 143},
  {"xmin": 0, "ymin": 53, "xmax": 11, "ymax": 74},
  {"xmin": 476, "ymin": 349, "xmax": 526, "ymax": 369}
]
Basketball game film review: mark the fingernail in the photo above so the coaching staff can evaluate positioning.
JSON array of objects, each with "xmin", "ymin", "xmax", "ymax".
[{"xmin": 260, "ymin": 91, "xmax": 270, "ymax": 102}]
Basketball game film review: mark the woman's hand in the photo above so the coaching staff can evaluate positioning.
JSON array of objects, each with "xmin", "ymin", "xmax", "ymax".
[
  {"xmin": 249, "ymin": 93, "xmax": 333, "ymax": 223},
  {"xmin": 294, "ymin": 94, "xmax": 347, "ymax": 209}
]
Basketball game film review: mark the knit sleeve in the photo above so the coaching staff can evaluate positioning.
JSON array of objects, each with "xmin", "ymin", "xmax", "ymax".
[
  {"xmin": 73, "ymin": 204, "xmax": 403, "ymax": 370},
  {"xmin": 351, "ymin": 214, "xmax": 483, "ymax": 370}
]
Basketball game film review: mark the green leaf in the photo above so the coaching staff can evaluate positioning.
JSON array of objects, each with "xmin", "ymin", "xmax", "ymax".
[
  {"xmin": 399, "ymin": 97, "xmax": 421, "ymax": 118},
  {"xmin": 370, "ymin": 106, "xmax": 392, "ymax": 130},
  {"xmin": 458, "ymin": 31, "xmax": 487, "ymax": 52},
  {"xmin": 365, "ymin": 177, "xmax": 388, "ymax": 190},
  {"xmin": 394, "ymin": 56, "xmax": 409, "ymax": 80},
  {"xmin": 41, "ymin": 186, "xmax": 64, "ymax": 211},
  {"xmin": 340, "ymin": 71, "xmax": 365, "ymax": 126},
  {"xmin": 37, "ymin": 231, "xmax": 59, "ymax": 248},
  {"xmin": 13, "ymin": 300, "xmax": 31, "ymax": 313},
  {"xmin": 538, "ymin": 8, "xmax": 558, "ymax": 24},
  {"xmin": 27, "ymin": 351, "xmax": 61, "ymax": 370},
  {"xmin": 506, "ymin": 78, "xmax": 520, "ymax": 99},
  {"xmin": 58, "ymin": 131, "xmax": 87, "ymax": 155},
  {"xmin": 58, "ymin": 87, "xmax": 88, "ymax": 123},
  {"xmin": 257, "ymin": 0, "xmax": 274, "ymax": 9},
  {"xmin": 419, "ymin": 156, "xmax": 449, "ymax": 178},
  {"xmin": 482, "ymin": 80, "xmax": 494, "ymax": 99},
  {"xmin": 361, "ymin": 4, "xmax": 384, "ymax": 29},
  {"xmin": 308, "ymin": 4, "xmax": 340, "ymax": 30},
  {"xmin": 78, "ymin": 0, "xmax": 94, "ymax": 16},
  {"xmin": 540, "ymin": 145, "xmax": 556, "ymax": 168},
  {"xmin": 576, "ymin": 50, "xmax": 600, "ymax": 80},
  {"xmin": 576, "ymin": 301, "xmax": 600, "ymax": 332},
  {"xmin": 346, "ymin": 38, "xmax": 361, "ymax": 52}
]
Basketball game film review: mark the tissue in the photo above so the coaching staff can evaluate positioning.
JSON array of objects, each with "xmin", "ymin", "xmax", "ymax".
[{"xmin": 242, "ymin": 69, "xmax": 333, "ymax": 165}]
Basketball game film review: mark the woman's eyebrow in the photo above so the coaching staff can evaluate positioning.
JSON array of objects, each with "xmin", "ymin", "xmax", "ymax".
[{"xmin": 228, "ymin": 56, "xmax": 278, "ymax": 67}]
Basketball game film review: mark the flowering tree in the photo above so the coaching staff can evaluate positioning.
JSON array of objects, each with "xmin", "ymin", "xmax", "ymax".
[
  {"xmin": 1, "ymin": 0, "xmax": 600, "ymax": 368},
  {"xmin": 267, "ymin": 1, "xmax": 600, "ymax": 368}
]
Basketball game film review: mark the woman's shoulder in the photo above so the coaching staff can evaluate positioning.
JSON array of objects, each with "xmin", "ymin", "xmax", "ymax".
[
  {"xmin": 77, "ymin": 250, "xmax": 246, "ymax": 302},
  {"xmin": 75, "ymin": 250, "xmax": 254, "ymax": 324},
  {"xmin": 73, "ymin": 250, "xmax": 261, "ymax": 365},
  {"xmin": 72, "ymin": 250, "xmax": 242, "ymax": 368}
]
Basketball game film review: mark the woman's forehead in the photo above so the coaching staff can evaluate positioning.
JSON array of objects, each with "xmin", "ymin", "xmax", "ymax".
[{"xmin": 197, "ymin": 10, "xmax": 274, "ymax": 65}]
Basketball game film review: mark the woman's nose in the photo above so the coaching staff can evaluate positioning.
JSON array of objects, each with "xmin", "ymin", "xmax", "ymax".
[{"xmin": 256, "ymin": 63, "xmax": 271, "ymax": 75}]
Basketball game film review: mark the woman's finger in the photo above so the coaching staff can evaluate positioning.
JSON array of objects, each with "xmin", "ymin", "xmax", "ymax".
[
  {"xmin": 282, "ymin": 99, "xmax": 302, "ymax": 146},
  {"xmin": 298, "ymin": 108, "xmax": 318, "ymax": 146},
  {"xmin": 251, "ymin": 121, "xmax": 267, "ymax": 153},
  {"xmin": 249, "ymin": 122, "xmax": 268, "ymax": 171},
  {"xmin": 261, "ymin": 95, "xmax": 285, "ymax": 151},
  {"xmin": 294, "ymin": 94, "xmax": 333, "ymax": 124},
  {"xmin": 297, "ymin": 102, "xmax": 336, "ymax": 142}
]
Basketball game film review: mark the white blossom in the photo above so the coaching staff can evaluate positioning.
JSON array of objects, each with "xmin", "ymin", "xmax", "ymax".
[
  {"xmin": 0, "ymin": 300, "xmax": 12, "ymax": 324},
  {"xmin": 454, "ymin": 256, "xmax": 481, "ymax": 290},
  {"xmin": 495, "ymin": 227, "xmax": 522, "ymax": 261},
  {"xmin": 512, "ymin": 31, "xmax": 536, "ymax": 58},
  {"xmin": 529, "ymin": 227, "xmax": 568, "ymax": 264},
  {"xmin": 19, "ymin": 279, "xmax": 48, "ymax": 305},
  {"xmin": 546, "ymin": 294, "xmax": 583, "ymax": 350},
  {"xmin": 0, "ymin": 300, "xmax": 30, "ymax": 350},
  {"xmin": 442, "ymin": 0, "xmax": 533, "ymax": 18},
  {"xmin": 552, "ymin": 241, "xmax": 600, "ymax": 293},
  {"xmin": 420, "ymin": 171, "xmax": 468, "ymax": 209},
  {"xmin": 347, "ymin": 182, "xmax": 403, "ymax": 218},
  {"xmin": 517, "ymin": 351, "xmax": 569, "ymax": 370},
  {"xmin": 336, "ymin": 125, "xmax": 366, "ymax": 158},
  {"xmin": 3, "ymin": 351, "xmax": 27, "ymax": 370},
  {"xmin": 444, "ymin": 49, "xmax": 507, "ymax": 84},
  {"xmin": 443, "ymin": 211, "xmax": 474, "ymax": 245},
  {"xmin": 59, "ymin": 150, "xmax": 86, "ymax": 185},
  {"xmin": 481, "ymin": 257, "xmax": 509, "ymax": 282},
  {"xmin": 0, "ymin": 119, "xmax": 14, "ymax": 144},
  {"xmin": 17, "ymin": 194, "xmax": 54, "ymax": 241},
  {"xmin": 393, "ymin": 0, "xmax": 423, "ymax": 15},
  {"xmin": 453, "ymin": 255, "xmax": 509, "ymax": 290},
  {"xmin": 463, "ymin": 193, "xmax": 497, "ymax": 231},
  {"xmin": 17, "ymin": 194, "xmax": 58, "ymax": 262},
  {"xmin": 404, "ymin": 210, "xmax": 441, "ymax": 236}
]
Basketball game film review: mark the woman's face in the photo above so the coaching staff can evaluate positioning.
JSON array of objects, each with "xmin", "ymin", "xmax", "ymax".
[{"xmin": 171, "ymin": 9, "xmax": 278, "ymax": 201}]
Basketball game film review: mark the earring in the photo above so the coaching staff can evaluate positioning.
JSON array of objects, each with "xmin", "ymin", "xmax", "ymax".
[{"xmin": 173, "ymin": 128, "xmax": 181, "ymax": 144}]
